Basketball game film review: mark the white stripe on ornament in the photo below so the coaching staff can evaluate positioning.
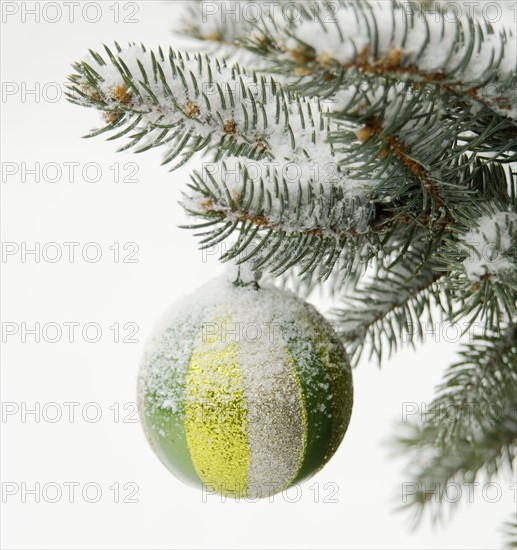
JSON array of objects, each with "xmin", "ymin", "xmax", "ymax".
[{"xmin": 237, "ymin": 318, "xmax": 306, "ymax": 499}]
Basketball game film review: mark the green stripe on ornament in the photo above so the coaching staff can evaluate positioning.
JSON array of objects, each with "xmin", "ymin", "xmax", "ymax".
[
  {"xmin": 279, "ymin": 320, "xmax": 335, "ymax": 485},
  {"xmin": 301, "ymin": 309, "xmax": 354, "ymax": 464},
  {"xmin": 139, "ymin": 315, "xmax": 202, "ymax": 487}
]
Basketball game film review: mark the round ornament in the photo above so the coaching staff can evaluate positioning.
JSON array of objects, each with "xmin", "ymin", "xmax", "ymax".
[{"xmin": 138, "ymin": 276, "xmax": 353, "ymax": 499}]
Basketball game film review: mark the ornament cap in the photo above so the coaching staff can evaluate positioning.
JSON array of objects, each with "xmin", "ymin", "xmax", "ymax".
[{"xmin": 226, "ymin": 262, "xmax": 261, "ymax": 289}]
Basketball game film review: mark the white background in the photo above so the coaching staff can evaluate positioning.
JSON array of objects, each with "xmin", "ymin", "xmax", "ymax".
[{"xmin": 1, "ymin": 1, "xmax": 516, "ymax": 549}]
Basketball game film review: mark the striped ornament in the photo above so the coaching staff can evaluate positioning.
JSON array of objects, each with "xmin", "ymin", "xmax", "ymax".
[{"xmin": 138, "ymin": 277, "xmax": 353, "ymax": 499}]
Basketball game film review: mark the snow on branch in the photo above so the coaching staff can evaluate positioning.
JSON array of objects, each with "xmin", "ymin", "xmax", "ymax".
[
  {"xmin": 441, "ymin": 201, "xmax": 517, "ymax": 326},
  {"xmin": 460, "ymin": 209, "xmax": 517, "ymax": 282},
  {"xmin": 187, "ymin": 1, "xmax": 516, "ymax": 119},
  {"xmin": 66, "ymin": 43, "xmax": 338, "ymax": 168},
  {"xmin": 180, "ymin": 156, "xmax": 381, "ymax": 275}
]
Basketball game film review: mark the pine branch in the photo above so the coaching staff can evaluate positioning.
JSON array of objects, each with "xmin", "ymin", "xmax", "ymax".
[
  {"xmin": 179, "ymin": 2, "xmax": 517, "ymax": 174},
  {"xmin": 396, "ymin": 322, "xmax": 517, "ymax": 524},
  {"xmin": 332, "ymin": 93, "xmax": 454, "ymax": 218},
  {"xmin": 179, "ymin": 0, "xmax": 260, "ymax": 48},
  {"xmin": 182, "ymin": 2, "xmax": 517, "ymax": 174},
  {"xmin": 180, "ymin": 145, "xmax": 515, "ymax": 285},
  {"xmin": 66, "ymin": 43, "xmax": 336, "ymax": 169},
  {"xmin": 440, "ymin": 200, "xmax": 517, "ymax": 329},
  {"xmin": 428, "ymin": 322, "xmax": 517, "ymax": 441},
  {"xmin": 233, "ymin": 0, "xmax": 517, "ymax": 120},
  {"xmin": 179, "ymin": 152, "xmax": 468, "ymax": 278},
  {"xmin": 180, "ymin": 157, "xmax": 381, "ymax": 276},
  {"xmin": 332, "ymin": 182, "xmax": 516, "ymax": 364},
  {"xmin": 398, "ymin": 408, "xmax": 516, "ymax": 526},
  {"xmin": 332, "ymin": 241, "xmax": 452, "ymax": 365},
  {"xmin": 332, "ymin": 79, "xmax": 517, "ymax": 186}
]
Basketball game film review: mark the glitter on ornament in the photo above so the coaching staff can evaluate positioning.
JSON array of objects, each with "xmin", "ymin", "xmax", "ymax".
[{"xmin": 138, "ymin": 275, "xmax": 353, "ymax": 498}]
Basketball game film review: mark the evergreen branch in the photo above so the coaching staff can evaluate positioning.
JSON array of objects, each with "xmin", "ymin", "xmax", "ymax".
[
  {"xmin": 180, "ymin": 154, "xmax": 514, "ymax": 284},
  {"xmin": 179, "ymin": 155, "xmax": 463, "ymax": 278},
  {"xmin": 395, "ymin": 322, "xmax": 517, "ymax": 524},
  {"xmin": 398, "ymin": 408, "xmax": 516, "ymax": 526},
  {"xmin": 332, "ymin": 242, "xmax": 451, "ymax": 365},
  {"xmin": 332, "ymin": 79, "xmax": 517, "ymax": 173},
  {"xmin": 343, "ymin": 112, "xmax": 447, "ymax": 211},
  {"xmin": 427, "ymin": 322, "xmax": 517, "ymax": 443},
  {"xmin": 237, "ymin": 0, "xmax": 517, "ymax": 120},
  {"xmin": 66, "ymin": 43, "xmax": 333, "ymax": 168},
  {"xmin": 179, "ymin": 0, "xmax": 260, "ymax": 48},
  {"xmin": 440, "ymin": 200, "xmax": 517, "ymax": 328},
  {"xmin": 181, "ymin": 1, "xmax": 517, "ymax": 169},
  {"xmin": 334, "ymin": 184, "xmax": 517, "ymax": 364},
  {"xmin": 185, "ymin": 1, "xmax": 517, "ymax": 168},
  {"xmin": 446, "ymin": 327, "xmax": 517, "ymax": 450},
  {"xmin": 180, "ymin": 157, "xmax": 379, "ymax": 276}
]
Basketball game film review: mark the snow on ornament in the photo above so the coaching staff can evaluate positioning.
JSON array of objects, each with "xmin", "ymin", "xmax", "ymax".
[{"xmin": 138, "ymin": 273, "xmax": 353, "ymax": 499}]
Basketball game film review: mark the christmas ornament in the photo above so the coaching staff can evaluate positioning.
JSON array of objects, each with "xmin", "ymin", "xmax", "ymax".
[{"xmin": 138, "ymin": 274, "xmax": 353, "ymax": 498}]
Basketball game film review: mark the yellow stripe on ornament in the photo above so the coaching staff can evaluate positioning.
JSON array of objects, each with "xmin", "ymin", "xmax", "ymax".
[{"xmin": 185, "ymin": 321, "xmax": 251, "ymax": 497}]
